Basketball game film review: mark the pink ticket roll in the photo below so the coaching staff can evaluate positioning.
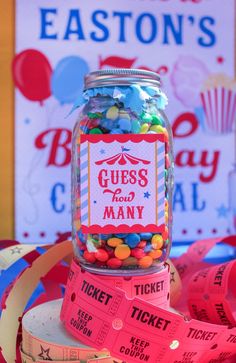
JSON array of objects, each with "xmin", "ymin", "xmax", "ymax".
[{"xmin": 61, "ymin": 259, "xmax": 236, "ymax": 363}]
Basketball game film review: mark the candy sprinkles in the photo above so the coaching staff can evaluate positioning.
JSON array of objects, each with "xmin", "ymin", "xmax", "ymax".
[{"xmin": 72, "ymin": 69, "xmax": 174, "ymax": 274}]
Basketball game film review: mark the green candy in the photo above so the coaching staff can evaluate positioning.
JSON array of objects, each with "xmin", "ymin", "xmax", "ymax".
[
  {"xmin": 89, "ymin": 128, "xmax": 103, "ymax": 134},
  {"xmin": 140, "ymin": 113, "xmax": 152, "ymax": 123},
  {"xmin": 87, "ymin": 112, "xmax": 103, "ymax": 119},
  {"xmin": 151, "ymin": 114, "xmax": 163, "ymax": 125}
]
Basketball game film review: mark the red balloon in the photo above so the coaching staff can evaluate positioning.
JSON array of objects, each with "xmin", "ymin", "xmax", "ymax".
[{"xmin": 12, "ymin": 49, "xmax": 52, "ymax": 104}]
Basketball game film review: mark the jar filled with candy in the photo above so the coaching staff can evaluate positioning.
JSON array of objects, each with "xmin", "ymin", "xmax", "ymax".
[{"xmin": 72, "ymin": 69, "xmax": 174, "ymax": 275}]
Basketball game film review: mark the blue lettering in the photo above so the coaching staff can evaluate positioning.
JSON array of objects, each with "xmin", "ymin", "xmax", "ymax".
[
  {"xmin": 173, "ymin": 183, "xmax": 186, "ymax": 212},
  {"xmin": 198, "ymin": 16, "xmax": 216, "ymax": 47},
  {"xmin": 163, "ymin": 15, "xmax": 183, "ymax": 45},
  {"xmin": 136, "ymin": 13, "xmax": 157, "ymax": 44},
  {"xmin": 40, "ymin": 8, "xmax": 57, "ymax": 39},
  {"xmin": 50, "ymin": 183, "xmax": 65, "ymax": 213},
  {"xmin": 90, "ymin": 10, "xmax": 109, "ymax": 42},
  {"xmin": 64, "ymin": 10, "xmax": 85, "ymax": 40},
  {"xmin": 192, "ymin": 183, "xmax": 206, "ymax": 211},
  {"xmin": 113, "ymin": 11, "xmax": 132, "ymax": 42}
]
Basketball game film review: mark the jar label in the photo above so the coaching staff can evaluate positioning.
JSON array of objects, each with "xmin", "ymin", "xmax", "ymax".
[{"xmin": 80, "ymin": 134, "xmax": 166, "ymax": 234}]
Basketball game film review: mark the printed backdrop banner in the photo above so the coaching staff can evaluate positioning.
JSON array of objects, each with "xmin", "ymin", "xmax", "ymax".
[{"xmin": 14, "ymin": 0, "xmax": 235, "ymax": 243}]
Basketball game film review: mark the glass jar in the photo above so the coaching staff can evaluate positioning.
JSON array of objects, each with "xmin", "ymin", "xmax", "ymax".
[{"xmin": 72, "ymin": 69, "xmax": 174, "ymax": 275}]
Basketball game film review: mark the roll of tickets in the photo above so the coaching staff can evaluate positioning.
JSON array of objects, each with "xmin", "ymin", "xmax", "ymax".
[
  {"xmin": 1, "ymin": 236, "xmax": 236, "ymax": 363},
  {"xmin": 61, "ymin": 259, "xmax": 236, "ymax": 363},
  {"xmin": 21, "ymin": 299, "xmax": 114, "ymax": 363}
]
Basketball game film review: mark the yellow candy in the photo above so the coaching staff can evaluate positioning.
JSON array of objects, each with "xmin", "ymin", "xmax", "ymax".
[
  {"xmin": 151, "ymin": 234, "xmax": 164, "ymax": 249},
  {"xmin": 138, "ymin": 256, "xmax": 153, "ymax": 268},
  {"xmin": 140, "ymin": 123, "xmax": 150, "ymax": 134},
  {"xmin": 106, "ymin": 106, "xmax": 119, "ymax": 120},
  {"xmin": 165, "ymin": 202, "xmax": 169, "ymax": 212},
  {"xmin": 149, "ymin": 249, "xmax": 162, "ymax": 259},
  {"xmin": 107, "ymin": 237, "xmax": 123, "ymax": 247},
  {"xmin": 119, "ymin": 110, "xmax": 130, "ymax": 120},
  {"xmin": 165, "ymin": 212, "xmax": 168, "ymax": 223},
  {"xmin": 150, "ymin": 125, "xmax": 164, "ymax": 133},
  {"xmin": 115, "ymin": 244, "xmax": 131, "ymax": 260}
]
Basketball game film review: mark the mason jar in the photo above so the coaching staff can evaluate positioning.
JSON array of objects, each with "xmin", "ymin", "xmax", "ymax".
[{"xmin": 72, "ymin": 69, "xmax": 174, "ymax": 275}]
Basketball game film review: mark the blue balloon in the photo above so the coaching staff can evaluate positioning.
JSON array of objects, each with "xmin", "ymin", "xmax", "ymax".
[{"xmin": 51, "ymin": 56, "xmax": 89, "ymax": 104}]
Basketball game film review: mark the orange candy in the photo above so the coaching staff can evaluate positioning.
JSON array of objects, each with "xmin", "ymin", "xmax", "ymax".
[
  {"xmin": 115, "ymin": 245, "xmax": 131, "ymax": 260},
  {"xmin": 138, "ymin": 256, "xmax": 153, "ymax": 268},
  {"xmin": 148, "ymin": 249, "xmax": 162, "ymax": 259}
]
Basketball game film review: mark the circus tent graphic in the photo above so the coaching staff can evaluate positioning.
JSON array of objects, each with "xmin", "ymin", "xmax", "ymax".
[{"xmin": 95, "ymin": 146, "xmax": 151, "ymax": 166}]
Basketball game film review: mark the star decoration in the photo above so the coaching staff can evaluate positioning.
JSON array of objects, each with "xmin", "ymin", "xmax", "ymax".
[
  {"xmin": 170, "ymin": 272, "xmax": 175, "ymax": 283},
  {"xmin": 38, "ymin": 345, "xmax": 52, "ymax": 360},
  {"xmin": 100, "ymin": 149, "xmax": 106, "ymax": 154},
  {"xmin": 93, "ymin": 200, "xmax": 97, "ymax": 204},
  {"xmin": 216, "ymin": 204, "xmax": 229, "ymax": 218},
  {"xmin": 144, "ymin": 191, "xmax": 151, "ymax": 199},
  {"xmin": 10, "ymin": 246, "xmax": 22, "ymax": 255},
  {"xmin": 217, "ymin": 56, "xmax": 224, "ymax": 64}
]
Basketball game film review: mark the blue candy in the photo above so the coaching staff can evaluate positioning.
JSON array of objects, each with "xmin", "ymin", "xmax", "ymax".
[
  {"xmin": 118, "ymin": 118, "xmax": 131, "ymax": 132},
  {"xmin": 139, "ymin": 233, "xmax": 153, "ymax": 240},
  {"xmin": 125, "ymin": 233, "xmax": 140, "ymax": 248},
  {"xmin": 115, "ymin": 233, "xmax": 128, "ymax": 238},
  {"xmin": 144, "ymin": 243, "xmax": 152, "ymax": 253},
  {"xmin": 110, "ymin": 128, "xmax": 124, "ymax": 134},
  {"xmin": 100, "ymin": 234, "xmax": 112, "ymax": 240},
  {"xmin": 101, "ymin": 119, "xmax": 116, "ymax": 130},
  {"xmin": 77, "ymin": 229, "xmax": 86, "ymax": 243}
]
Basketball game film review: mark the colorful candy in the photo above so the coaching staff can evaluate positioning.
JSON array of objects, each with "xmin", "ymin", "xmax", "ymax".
[
  {"xmin": 114, "ymin": 245, "xmax": 131, "ymax": 260},
  {"xmin": 151, "ymin": 234, "xmax": 164, "ymax": 249},
  {"xmin": 72, "ymin": 76, "xmax": 173, "ymax": 272},
  {"xmin": 131, "ymin": 248, "xmax": 146, "ymax": 259},
  {"xmin": 138, "ymin": 256, "xmax": 153, "ymax": 269},
  {"xmin": 106, "ymin": 106, "xmax": 119, "ymax": 120},
  {"xmin": 95, "ymin": 249, "xmax": 109, "ymax": 262},
  {"xmin": 107, "ymin": 258, "xmax": 122, "ymax": 269},
  {"xmin": 107, "ymin": 237, "xmax": 123, "ymax": 247},
  {"xmin": 125, "ymin": 234, "xmax": 140, "ymax": 248},
  {"xmin": 140, "ymin": 123, "xmax": 150, "ymax": 134}
]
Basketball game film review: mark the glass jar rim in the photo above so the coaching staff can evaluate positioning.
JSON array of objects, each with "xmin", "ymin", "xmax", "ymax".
[{"xmin": 84, "ymin": 68, "xmax": 160, "ymax": 89}]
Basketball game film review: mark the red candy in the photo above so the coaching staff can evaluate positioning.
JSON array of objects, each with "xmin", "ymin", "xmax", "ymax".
[
  {"xmin": 95, "ymin": 249, "xmax": 109, "ymax": 262},
  {"xmin": 107, "ymin": 258, "xmax": 122, "ymax": 269},
  {"xmin": 131, "ymin": 248, "xmax": 146, "ymax": 259},
  {"xmin": 137, "ymin": 241, "xmax": 146, "ymax": 249},
  {"xmin": 106, "ymin": 247, "xmax": 115, "ymax": 258},
  {"xmin": 162, "ymin": 226, "xmax": 169, "ymax": 240},
  {"xmin": 83, "ymin": 251, "xmax": 96, "ymax": 263}
]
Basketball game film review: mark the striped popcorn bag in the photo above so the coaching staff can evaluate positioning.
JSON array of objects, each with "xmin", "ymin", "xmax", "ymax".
[{"xmin": 200, "ymin": 74, "xmax": 236, "ymax": 135}]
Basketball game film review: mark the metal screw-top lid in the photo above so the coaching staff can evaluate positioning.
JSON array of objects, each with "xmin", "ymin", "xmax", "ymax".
[{"xmin": 84, "ymin": 69, "xmax": 160, "ymax": 89}]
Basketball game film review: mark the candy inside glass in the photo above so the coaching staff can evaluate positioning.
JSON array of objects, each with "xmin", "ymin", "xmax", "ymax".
[{"xmin": 72, "ymin": 84, "xmax": 173, "ymax": 275}]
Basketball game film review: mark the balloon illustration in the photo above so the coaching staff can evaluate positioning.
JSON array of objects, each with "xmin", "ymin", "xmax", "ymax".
[
  {"xmin": 51, "ymin": 56, "xmax": 89, "ymax": 104},
  {"xmin": 12, "ymin": 49, "xmax": 52, "ymax": 104}
]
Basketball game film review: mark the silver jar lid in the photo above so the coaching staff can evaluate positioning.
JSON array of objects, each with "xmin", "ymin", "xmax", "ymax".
[{"xmin": 84, "ymin": 69, "xmax": 160, "ymax": 89}]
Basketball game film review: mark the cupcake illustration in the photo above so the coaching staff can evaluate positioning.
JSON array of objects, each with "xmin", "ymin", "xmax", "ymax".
[{"xmin": 200, "ymin": 73, "xmax": 236, "ymax": 135}]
